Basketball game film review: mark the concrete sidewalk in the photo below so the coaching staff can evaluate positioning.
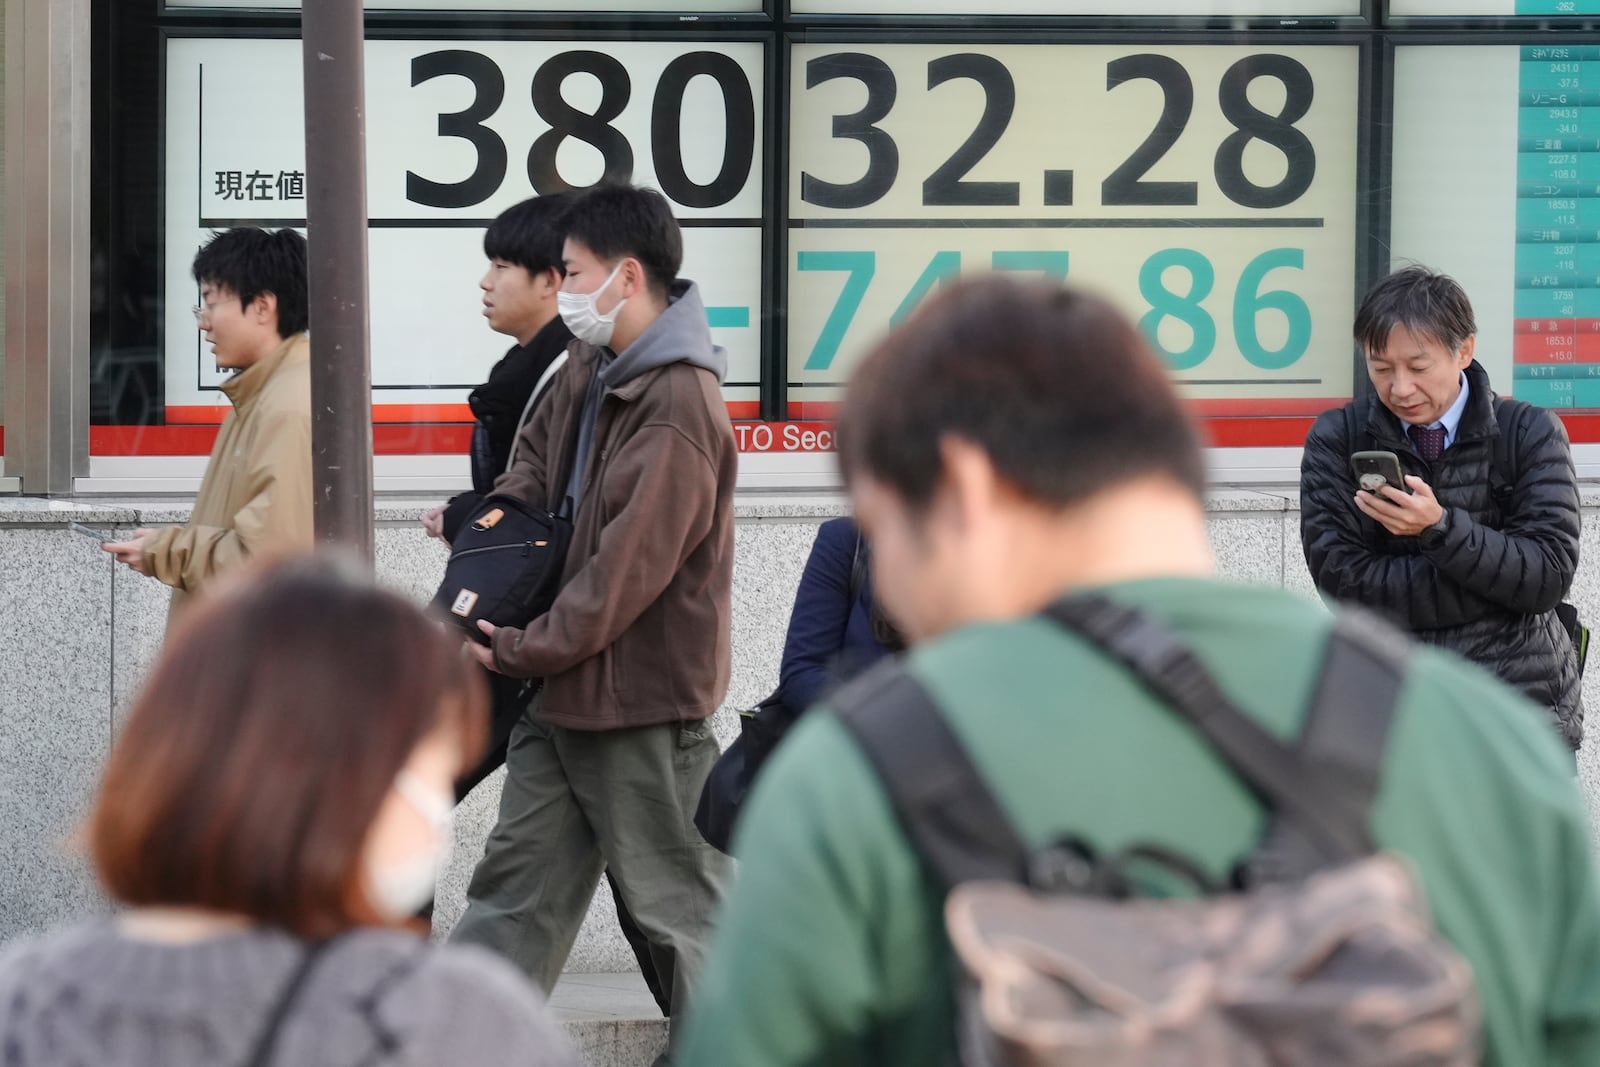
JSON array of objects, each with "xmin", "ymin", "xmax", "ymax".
[{"xmin": 550, "ymin": 972, "xmax": 669, "ymax": 1066}]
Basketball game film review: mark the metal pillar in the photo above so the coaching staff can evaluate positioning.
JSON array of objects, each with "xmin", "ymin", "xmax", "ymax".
[
  {"xmin": 301, "ymin": 0, "xmax": 374, "ymax": 559},
  {"xmin": 3, "ymin": 0, "xmax": 91, "ymax": 496}
]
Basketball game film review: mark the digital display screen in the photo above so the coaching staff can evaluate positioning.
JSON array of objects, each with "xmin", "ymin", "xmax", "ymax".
[
  {"xmin": 790, "ymin": 0, "xmax": 1359, "ymax": 17},
  {"xmin": 1391, "ymin": 43, "xmax": 1600, "ymax": 411},
  {"xmin": 1389, "ymin": 1, "xmax": 1600, "ymax": 16},
  {"xmin": 164, "ymin": 37, "xmax": 767, "ymax": 417},
  {"xmin": 165, "ymin": 0, "xmax": 764, "ymax": 13},
  {"xmin": 785, "ymin": 42, "xmax": 1361, "ymax": 415}
]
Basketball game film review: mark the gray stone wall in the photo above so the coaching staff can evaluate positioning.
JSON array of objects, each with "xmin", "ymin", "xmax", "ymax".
[
  {"xmin": 3, "ymin": 490, "xmax": 1599, "ymax": 977},
  {"xmin": 1, "ymin": 3, "xmax": 8, "ymax": 422}
]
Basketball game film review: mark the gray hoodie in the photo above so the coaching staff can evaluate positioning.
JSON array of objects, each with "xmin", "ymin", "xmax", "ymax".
[{"xmin": 564, "ymin": 279, "xmax": 728, "ymax": 513}]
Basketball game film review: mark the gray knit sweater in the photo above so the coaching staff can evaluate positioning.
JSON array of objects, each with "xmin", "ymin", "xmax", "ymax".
[{"xmin": 0, "ymin": 919, "xmax": 579, "ymax": 1066}]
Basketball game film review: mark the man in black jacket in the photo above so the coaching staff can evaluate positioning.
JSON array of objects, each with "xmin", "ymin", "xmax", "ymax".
[
  {"xmin": 1301, "ymin": 266, "xmax": 1583, "ymax": 747},
  {"xmin": 424, "ymin": 194, "xmax": 575, "ymax": 551}
]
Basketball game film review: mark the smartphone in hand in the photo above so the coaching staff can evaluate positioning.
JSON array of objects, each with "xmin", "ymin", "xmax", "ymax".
[
  {"xmin": 1349, "ymin": 450, "xmax": 1410, "ymax": 496},
  {"xmin": 69, "ymin": 522, "xmax": 115, "ymax": 543}
]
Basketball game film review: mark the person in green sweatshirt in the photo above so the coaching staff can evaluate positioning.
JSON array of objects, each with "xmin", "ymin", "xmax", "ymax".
[{"xmin": 676, "ymin": 277, "xmax": 1600, "ymax": 1067}]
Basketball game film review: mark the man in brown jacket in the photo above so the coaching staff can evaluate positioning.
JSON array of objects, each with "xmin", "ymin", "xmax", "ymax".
[
  {"xmin": 453, "ymin": 186, "xmax": 736, "ymax": 1034},
  {"xmin": 104, "ymin": 228, "xmax": 313, "ymax": 625}
]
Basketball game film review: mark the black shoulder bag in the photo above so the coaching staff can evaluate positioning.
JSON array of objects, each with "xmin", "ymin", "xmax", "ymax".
[
  {"xmin": 694, "ymin": 532, "xmax": 867, "ymax": 853},
  {"xmin": 431, "ymin": 495, "xmax": 573, "ymax": 644}
]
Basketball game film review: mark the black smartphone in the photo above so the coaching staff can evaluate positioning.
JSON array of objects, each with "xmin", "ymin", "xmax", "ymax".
[{"xmin": 1349, "ymin": 450, "xmax": 1410, "ymax": 496}]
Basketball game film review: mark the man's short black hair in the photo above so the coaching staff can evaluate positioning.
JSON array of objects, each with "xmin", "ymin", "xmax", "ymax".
[
  {"xmin": 559, "ymin": 185, "xmax": 682, "ymax": 300},
  {"xmin": 191, "ymin": 227, "xmax": 309, "ymax": 338},
  {"xmin": 1354, "ymin": 265, "xmax": 1477, "ymax": 357},
  {"xmin": 483, "ymin": 193, "xmax": 572, "ymax": 277},
  {"xmin": 837, "ymin": 276, "xmax": 1206, "ymax": 512}
]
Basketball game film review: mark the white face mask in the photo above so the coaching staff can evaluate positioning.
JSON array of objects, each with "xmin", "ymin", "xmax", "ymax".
[
  {"xmin": 557, "ymin": 262, "xmax": 629, "ymax": 348},
  {"xmin": 366, "ymin": 770, "xmax": 455, "ymax": 920}
]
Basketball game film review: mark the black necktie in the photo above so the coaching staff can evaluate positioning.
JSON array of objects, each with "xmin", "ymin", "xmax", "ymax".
[{"xmin": 1410, "ymin": 425, "xmax": 1446, "ymax": 464}]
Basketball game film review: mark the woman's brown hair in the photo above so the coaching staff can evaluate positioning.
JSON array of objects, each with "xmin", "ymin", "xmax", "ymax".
[{"xmin": 89, "ymin": 554, "xmax": 486, "ymax": 939}]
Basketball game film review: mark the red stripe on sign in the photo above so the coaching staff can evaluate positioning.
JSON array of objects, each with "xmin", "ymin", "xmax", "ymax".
[
  {"xmin": 1188, "ymin": 397, "xmax": 1347, "ymax": 417},
  {"xmin": 89, "ymin": 425, "xmax": 475, "ymax": 456},
  {"xmin": 779, "ymin": 398, "xmax": 1346, "ymax": 420},
  {"xmin": 1557, "ymin": 413, "xmax": 1600, "ymax": 440},
  {"xmin": 373, "ymin": 425, "xmax": 473, "ymax": 453},
  {"xmin": 161, "ymin": 407, "xmax": 229, "ymax": 426},
  {"xmin": 788, "ymin": 401, "xmax": 839, "ymax": 420},
  {"xmin": 77, "ymin": 410, "xmax": 1600, "ymax": 458},
  {"xmin": 1187, "ymin": 412, "xmax": 1600, "ymax": 447},
  {"xmin": 171, "ymin": 401, "xmax": 775, "ymax": 425},
  {"xmin": 1197, "ymin": 417, "xmax": 1313, "ymax": 448},
  {"xmin": 86, "ymin": 416, "xmax": 1320, "ymax": 454},
  {"xmin": 165, "ymin": 403, "xmax": 479, "ymax": 426},
  {"xmin": 91, "ymin": 426, "xmax": 219, "ymax": 455}
]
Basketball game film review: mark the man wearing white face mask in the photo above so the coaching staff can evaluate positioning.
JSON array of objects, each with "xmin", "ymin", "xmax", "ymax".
[{"xmin": 452, "ymin": 185, "xmax": 736, "ymax": 1045}]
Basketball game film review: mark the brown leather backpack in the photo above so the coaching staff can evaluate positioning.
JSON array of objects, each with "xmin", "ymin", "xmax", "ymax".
[{"xmin": 835, "ymin": 596, "xmax": 1481, "ymax": 1067}]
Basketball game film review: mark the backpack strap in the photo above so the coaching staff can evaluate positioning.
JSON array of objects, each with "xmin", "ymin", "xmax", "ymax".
[
  {"xmin": 1488, "ymin": 398, "xmax": 1519, "ymax": 506},
  {"xmin": 836, "ymin": 596, "xmax": 1409, "ymax": 894},
  {"xmin": 504, "ymin": 351, "xmax": 569, "ymax": 473},
  {"xmin": 834, "ymin": 660, "xmax": 1030, "ymax": 888},
  {"xmin": 1242, "ymin": 607, "xmax": 1407, "ymax": 885},
  {"xmin": 1344, "ymin": 400, "xmax": 1366, "ymax": 455},
  {"xmin": 1043, "ymin": 596, "xmax": 1393, "ymax": 869}
]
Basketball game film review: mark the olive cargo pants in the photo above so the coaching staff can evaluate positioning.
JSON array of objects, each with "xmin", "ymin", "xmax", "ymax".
[{"xmin": 450, "ymin": 697, "xmax": 729, "ymax": 1018}]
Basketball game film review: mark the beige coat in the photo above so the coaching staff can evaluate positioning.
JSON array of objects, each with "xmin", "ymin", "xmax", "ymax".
[{"xmin": 143, "ymin": 333, "xmax": 313, "ymax": 625}]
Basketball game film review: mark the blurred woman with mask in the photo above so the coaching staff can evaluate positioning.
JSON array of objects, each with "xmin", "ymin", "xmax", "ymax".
[{"xmin": 0, "ymin": 556, "xmax": 577, "ymax": 1067}]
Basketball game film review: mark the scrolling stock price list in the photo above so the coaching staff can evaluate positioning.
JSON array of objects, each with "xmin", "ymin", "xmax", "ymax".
[
  {"xmin": 1515, "ymin": 45, "xmax": 1600, "ymax": 409},
  {"xmin": 785, "ymin": 43, "xmax": 1360, "ymax": 405}
]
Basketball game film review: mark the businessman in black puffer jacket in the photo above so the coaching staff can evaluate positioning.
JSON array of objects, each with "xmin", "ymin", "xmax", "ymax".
[{"xmin": 1302, "ymin": 266, "xmax": 1583, "ymax": 748}]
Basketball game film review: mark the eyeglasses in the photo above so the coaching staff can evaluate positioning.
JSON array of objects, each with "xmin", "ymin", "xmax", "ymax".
[{"xmin": 191, "ymin": 301, "xmax": 225, "ymax": 324}]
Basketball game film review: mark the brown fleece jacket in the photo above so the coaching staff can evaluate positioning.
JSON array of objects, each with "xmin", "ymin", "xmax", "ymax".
[{"xmin": 488, "ymin": 330, "xmax": 736, "ymax": 731}]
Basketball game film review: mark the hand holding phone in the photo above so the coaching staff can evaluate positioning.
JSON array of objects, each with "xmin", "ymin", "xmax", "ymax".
[
  {"xmin": 1349, "ymin": 451, "xmax": 1410, "ymax": 496},
  {"xmin": 91, "ymin": 525, "xmax": 155, "ymax": 576},
  {"xmin": 70, "ymin": 522, "xmax": 115, "ymax": 543}
]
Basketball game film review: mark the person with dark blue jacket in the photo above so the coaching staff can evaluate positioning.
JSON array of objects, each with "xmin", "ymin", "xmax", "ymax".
[
  {"xmin": 694, "ymin": 516, "xmax": 904, "ymax": 856},
  {"xmin": 776, "ymin": 516, "xmax": 902, "ymax": 717}
]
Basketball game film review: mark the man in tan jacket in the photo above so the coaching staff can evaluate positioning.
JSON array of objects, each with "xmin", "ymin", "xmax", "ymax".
[{"xmin": 104, "ymin": 228, "xmax": 313, "ymax": 624}]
